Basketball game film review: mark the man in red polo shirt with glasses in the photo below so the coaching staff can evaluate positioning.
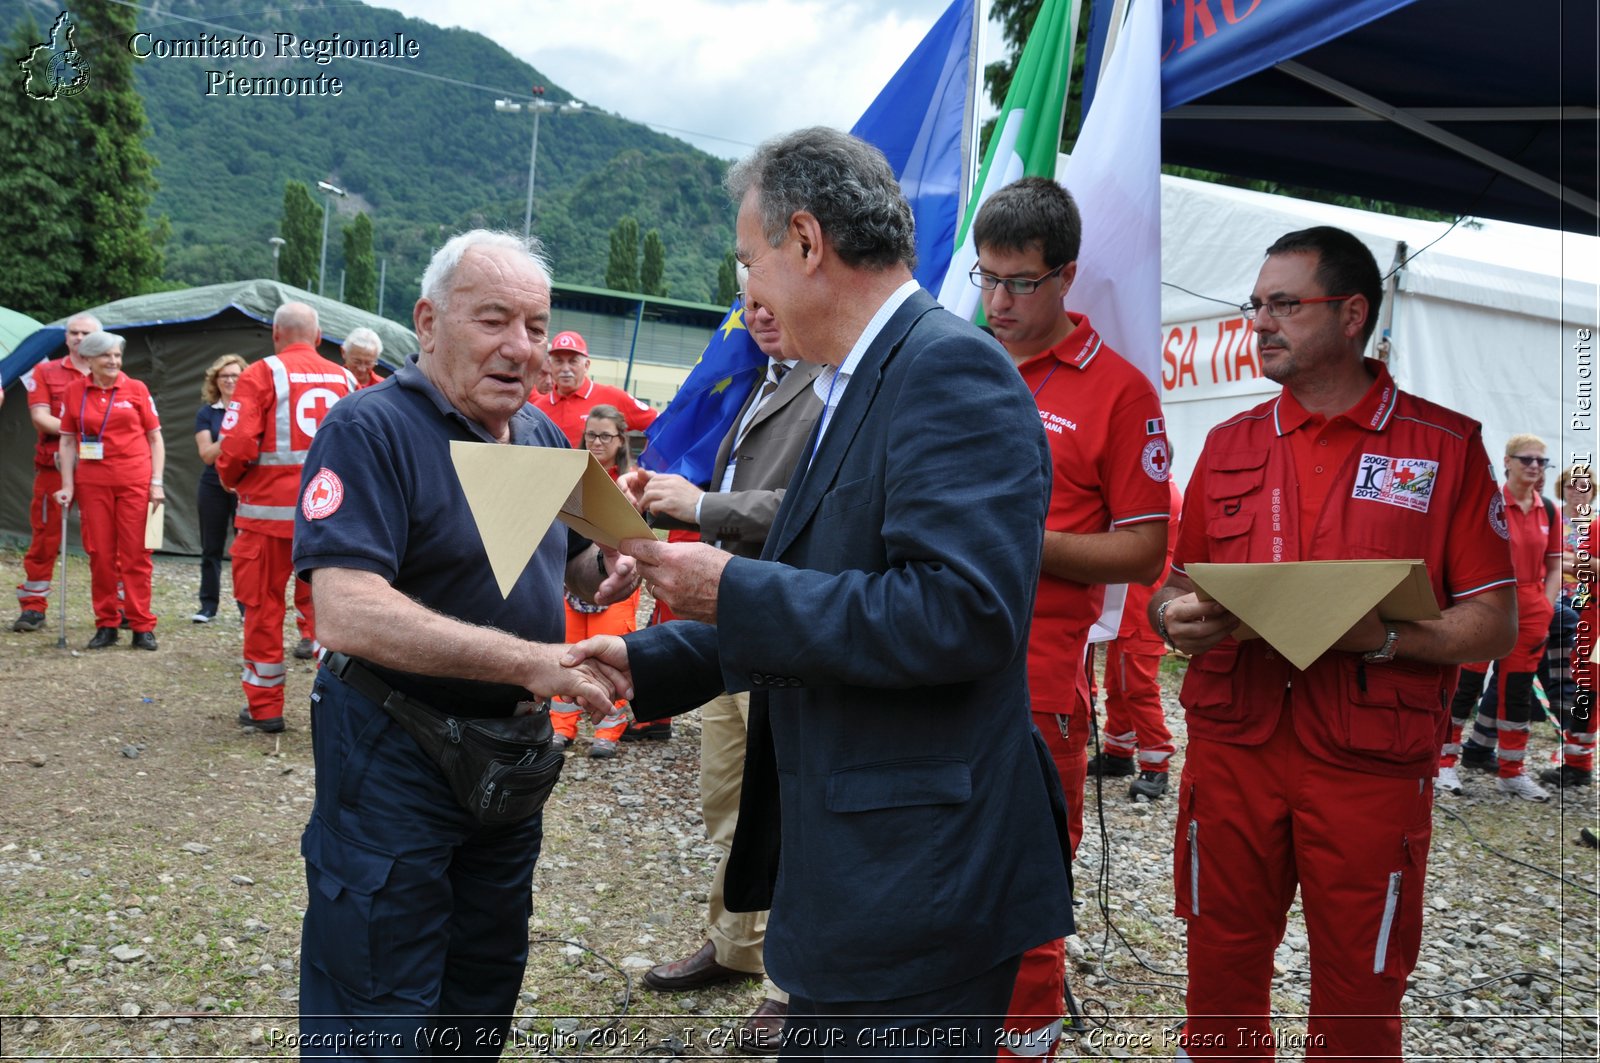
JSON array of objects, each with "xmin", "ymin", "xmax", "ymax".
[{"xmin": 971, "ymin": 177, "xmax": 1172, "ymax": 1059}]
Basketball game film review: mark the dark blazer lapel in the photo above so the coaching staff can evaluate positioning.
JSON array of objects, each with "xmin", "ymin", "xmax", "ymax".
[{"xmin": 765, "ymin": 290, "xmax": 937, "ymax": 561}]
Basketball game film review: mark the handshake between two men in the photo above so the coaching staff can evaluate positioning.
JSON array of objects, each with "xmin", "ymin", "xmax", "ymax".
[{"xmin": 555, "ymin": 530, "xmax": 731, "ymax": 720}]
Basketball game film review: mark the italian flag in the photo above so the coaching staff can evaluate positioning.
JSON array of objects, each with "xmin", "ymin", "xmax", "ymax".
[{"xmin": 935, "ymin": 0, "xmax": 1079, "ymax": 321}]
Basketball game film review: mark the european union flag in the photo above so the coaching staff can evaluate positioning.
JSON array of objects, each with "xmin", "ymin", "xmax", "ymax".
[
  {"xmin": 852, "ymin": 0, "xmax": 974, "ymax": 290},
  {"xmin": 637, "ymin": 299, "xmax": 766, "ymax": 484}
]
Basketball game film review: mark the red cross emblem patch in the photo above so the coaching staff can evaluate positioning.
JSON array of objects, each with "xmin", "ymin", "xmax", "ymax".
[
  {"xmin": 301, "ymin": 467, "xmax": 345, "ymax": 521},
  {"xmin": 1141, "ymin": 439, "xmax": 1170, "ymax": 483}
]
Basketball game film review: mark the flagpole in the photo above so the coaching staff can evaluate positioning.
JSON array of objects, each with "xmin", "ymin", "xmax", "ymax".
[
  {"xmin": 1056, "ymin": 0, "xmax": 1085, "ymax": 147},
  {"xmin": 960, "ymin": 0, "xmax": 984, "ymax": 223},
  {"xmin": 1094, "ymin": 0, "xmax": 1132, "ymax": 90}
]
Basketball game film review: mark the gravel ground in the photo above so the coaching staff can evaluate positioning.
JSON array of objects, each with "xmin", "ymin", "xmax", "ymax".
[{"xmin": 0, "ymin": 549, "xmax": 1596, "ymax": 1059}]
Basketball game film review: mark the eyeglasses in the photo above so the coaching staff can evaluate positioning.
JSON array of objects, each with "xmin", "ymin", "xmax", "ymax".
[
  {"xmin": 1510, "ymin": 455, "xmax": 1551, "ymax": 468},
  {"xmin": 583, "ymin": 431, "xmax": 621, "ymax": 445},
  {"xmin": 968, "ymin": 263, "xmax": 1065, "ymax": 295},
  {"xmin": 1239, "ymin": 294, "xmax": 1354, "ymax": 321}
]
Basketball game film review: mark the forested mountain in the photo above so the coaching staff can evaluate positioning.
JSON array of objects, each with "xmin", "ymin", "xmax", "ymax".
[{"xmin": 13, "ymin": 0, "xmax": 735, "ymax": 315}]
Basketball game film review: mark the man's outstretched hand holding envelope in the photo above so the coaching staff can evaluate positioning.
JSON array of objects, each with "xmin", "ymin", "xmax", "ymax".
[{"xmin": 1176, "ymin": 560, "xmax": 1438, "ymax": 670}]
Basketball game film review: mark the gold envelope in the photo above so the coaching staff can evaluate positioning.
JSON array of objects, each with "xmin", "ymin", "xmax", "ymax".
[
  {"xmin": 1186, "ymin": 559, "xmax": 1439, "ymax": 671},
  {"xmin": 450, "ymin": 442, "xmax": 654, "ymax": 599}
]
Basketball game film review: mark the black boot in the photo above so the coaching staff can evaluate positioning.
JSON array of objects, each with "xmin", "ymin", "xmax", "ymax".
[
  {"xmin": 85, "ymin": 627, "xmax": 119, "ymax": 649},
  {"xmin": 1087, "ymin": 752, "xmax": 1135, "ymax": 777},
  {"xmin": 1129, "ymin": 770, "xmax": 1169, "ymax": 800},
  {"xmin": 1538, "ymin": 764, "xmax": 1591, "ymax": 788}
]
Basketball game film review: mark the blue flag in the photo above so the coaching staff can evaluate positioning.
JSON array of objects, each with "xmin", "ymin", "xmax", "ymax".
[
  {"xmin": 852, "ymin": 0, "xmax": 975, "ymax": 290},
  {"xmin": 637, "ymin": 300, "xmax": 766, "ymax": 483},
  {"xmin": 641, "ymin": 0, "xmax": 975, "ymax": 480}
]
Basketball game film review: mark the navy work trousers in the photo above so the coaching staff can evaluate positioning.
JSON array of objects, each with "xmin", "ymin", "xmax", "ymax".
[{"xmin": 298, "ymin": 670, "xmax": 544, "ymax": 1059}]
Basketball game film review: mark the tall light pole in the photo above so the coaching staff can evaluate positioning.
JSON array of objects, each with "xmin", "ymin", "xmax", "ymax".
[
  {"xmin": 316, "ymin": 180, "xmax": 347, "ymax": 296},
  {"xmin": 495, "ymin": 91, "xmax": 584, "ymax": 241},
  {"xmin": 267, "ymin": 236, "xmax": 286, "ymax": 281}
]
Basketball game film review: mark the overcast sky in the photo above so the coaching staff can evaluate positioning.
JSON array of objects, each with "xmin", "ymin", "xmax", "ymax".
[{"xmin": 379, "ymin": 0, "xmax": 1005, "ymax": 158}]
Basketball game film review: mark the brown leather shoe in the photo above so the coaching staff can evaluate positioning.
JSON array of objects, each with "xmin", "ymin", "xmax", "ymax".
[
  {"xmin": 642, "ymin": 940, "xmax": 757, "ymax": 992},
  {"xmin": 736, "ymin": 997, "xmax": 788, "ymax": 1055}
]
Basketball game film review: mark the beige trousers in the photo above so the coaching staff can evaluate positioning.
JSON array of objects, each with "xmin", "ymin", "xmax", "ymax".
[{"xmin": 700, "ymin": 690, "xmax": 787, "ymax": 1003}]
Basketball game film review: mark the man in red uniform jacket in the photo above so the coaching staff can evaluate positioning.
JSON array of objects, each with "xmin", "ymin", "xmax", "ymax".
[
  {"xmin": 12, "ymin": 313, "xmax": 99, "ymax": 632},
  {"xmin": 534, "ymin": 329, "xmax": 657, "ymax": 446},
  {"xmin": 218, "ymin": 302, "xmax": 357, "ymax": 732},
  {"xmin": 971, "ymin": 177, "xmax": 1171, "ymax": 1059},
  {"xmin": 1151, "ymin": 226, "xmax": 1516, "ymax": 1061}
]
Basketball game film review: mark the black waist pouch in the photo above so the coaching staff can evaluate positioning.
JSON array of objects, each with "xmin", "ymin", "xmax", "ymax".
[
  {"xmin": 324, "ymin": 651, "xmax": 565, "ymax": 825},
  {"xmin": 383, "ymin": 697, "xmax": 566, "ymax": 825}
]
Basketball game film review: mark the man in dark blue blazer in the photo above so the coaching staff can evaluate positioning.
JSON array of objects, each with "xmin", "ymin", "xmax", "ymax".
[{"xmin": 566, "ymin": 127, "xmax": 1074, "ymax": 1057}]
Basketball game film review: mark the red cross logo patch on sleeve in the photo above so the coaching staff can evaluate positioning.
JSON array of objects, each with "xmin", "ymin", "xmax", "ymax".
[
  {"xmin": 301, "ymin": 467, "xmax": 345, "ymax": 520},
  {"xmin": 1488, "ymin": 491, "xmax": 1509, "ymax": 540},
  {"xmin": 1141, "ymin": 439, "xmax": 1170, "ymax": 482}
]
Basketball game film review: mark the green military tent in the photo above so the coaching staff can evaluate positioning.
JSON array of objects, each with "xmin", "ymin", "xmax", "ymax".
[
  {"xmin": 0, "ymin": 307, "xmax": 44, "ymax": 357},
  {"xmin": 0, "ymin": 280, "xmax": 415, "ymax": 556}
]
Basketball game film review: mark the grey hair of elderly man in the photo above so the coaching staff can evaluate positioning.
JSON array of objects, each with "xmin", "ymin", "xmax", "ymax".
[{"xmin": 342, "ymin": 326, "xmax": 382, "ymax": 357}]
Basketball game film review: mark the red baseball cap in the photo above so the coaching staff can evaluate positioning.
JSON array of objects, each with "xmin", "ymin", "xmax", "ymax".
[{"xmin": 550, "ymin": 330, "xmax": 588, "ymax": 355}]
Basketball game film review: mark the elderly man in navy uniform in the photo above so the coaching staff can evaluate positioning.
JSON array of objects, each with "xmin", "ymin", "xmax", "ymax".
[{"xmin": 293, "ymin": 229, "xmax": 637, "ymax": 1056}]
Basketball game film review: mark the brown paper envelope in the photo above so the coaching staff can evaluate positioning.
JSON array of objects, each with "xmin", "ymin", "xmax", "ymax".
[
  {"xmin": 451, "ymin": 444, "xmax": 657, "ymax": 599},
  {"xmin": 557, "ymin": 454, "xmax": 654, "ymax": 549},
  {"xmin": 451, "ymin": 442, "xmax": 588, "ymax": 598},
  {"xmin": 1375, "ymin": 562, "xmax": 1443, "ymax": 621},
  {"xmin": 1187, "ymin": 560, "xmax": 1432, "ymax": 671},
  {"xmin": 144, "ymin": 502, "xmax": 165, "ymax": 551}
]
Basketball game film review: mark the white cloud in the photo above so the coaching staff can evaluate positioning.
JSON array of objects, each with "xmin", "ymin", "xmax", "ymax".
[{"xmin": 380, "ymin": 0, "xmax": 998, "ymax": 157}]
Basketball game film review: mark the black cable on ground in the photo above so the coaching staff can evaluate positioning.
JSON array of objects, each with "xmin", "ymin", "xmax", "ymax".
[
  {"xmin": 1085, "ymin": 709, "xmax": 1189, "ymax": 988},
  {"xmin": 1407, "ymin": 970, "xmax": 1600, "ymax": 1003},
  {"xmin": 1433, "ymin": 804, "xmax": 1600, "ymax": 898}
]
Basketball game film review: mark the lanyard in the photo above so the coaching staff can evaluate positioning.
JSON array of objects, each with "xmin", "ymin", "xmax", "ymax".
[
  {"xmin": 79, "ymin": 385, "xmax": 118, "ymax": 443},
  {"xmin": 1030, "ymin": 360, "xmax": 1062, "ymax": 399}
]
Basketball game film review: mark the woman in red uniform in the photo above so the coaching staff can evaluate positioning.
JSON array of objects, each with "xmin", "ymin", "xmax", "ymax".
[
  {"xmin": 54, "ymin": 331, "xmax": 166, "ymax": 650},
  {"xmin": 1438, "ymin": 433, "xmax": 1562, "ymax": 799},
  {"xmin": 550, "ymin": 404, "xmax": 640, "ymax": 758}
]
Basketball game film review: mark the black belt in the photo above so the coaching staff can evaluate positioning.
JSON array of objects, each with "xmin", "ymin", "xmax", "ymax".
[{"xmin": 321, "ymin": 651, "xmax": 548, "ymax": 719}]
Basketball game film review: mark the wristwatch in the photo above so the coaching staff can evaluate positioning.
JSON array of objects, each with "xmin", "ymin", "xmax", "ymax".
[{"xmin": 1363, "ymin": 626, "xmax": 1400, "ymax": 663}]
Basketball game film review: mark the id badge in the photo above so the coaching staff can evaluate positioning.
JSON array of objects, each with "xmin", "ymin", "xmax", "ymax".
[{"xmin": 78, "ymin": 440, "xmax": 105, "ymax": 461}]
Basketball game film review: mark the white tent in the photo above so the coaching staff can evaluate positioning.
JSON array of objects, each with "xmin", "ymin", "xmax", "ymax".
[{"xmin": 1155, "ymin": 175, "xmax": 1599, "ymax": 486}]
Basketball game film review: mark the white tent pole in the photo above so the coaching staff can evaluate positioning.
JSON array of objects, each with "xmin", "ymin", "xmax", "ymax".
[{"xmin": 1377, "ymin": 241, "xmax": 1405, "ymax": 368}]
